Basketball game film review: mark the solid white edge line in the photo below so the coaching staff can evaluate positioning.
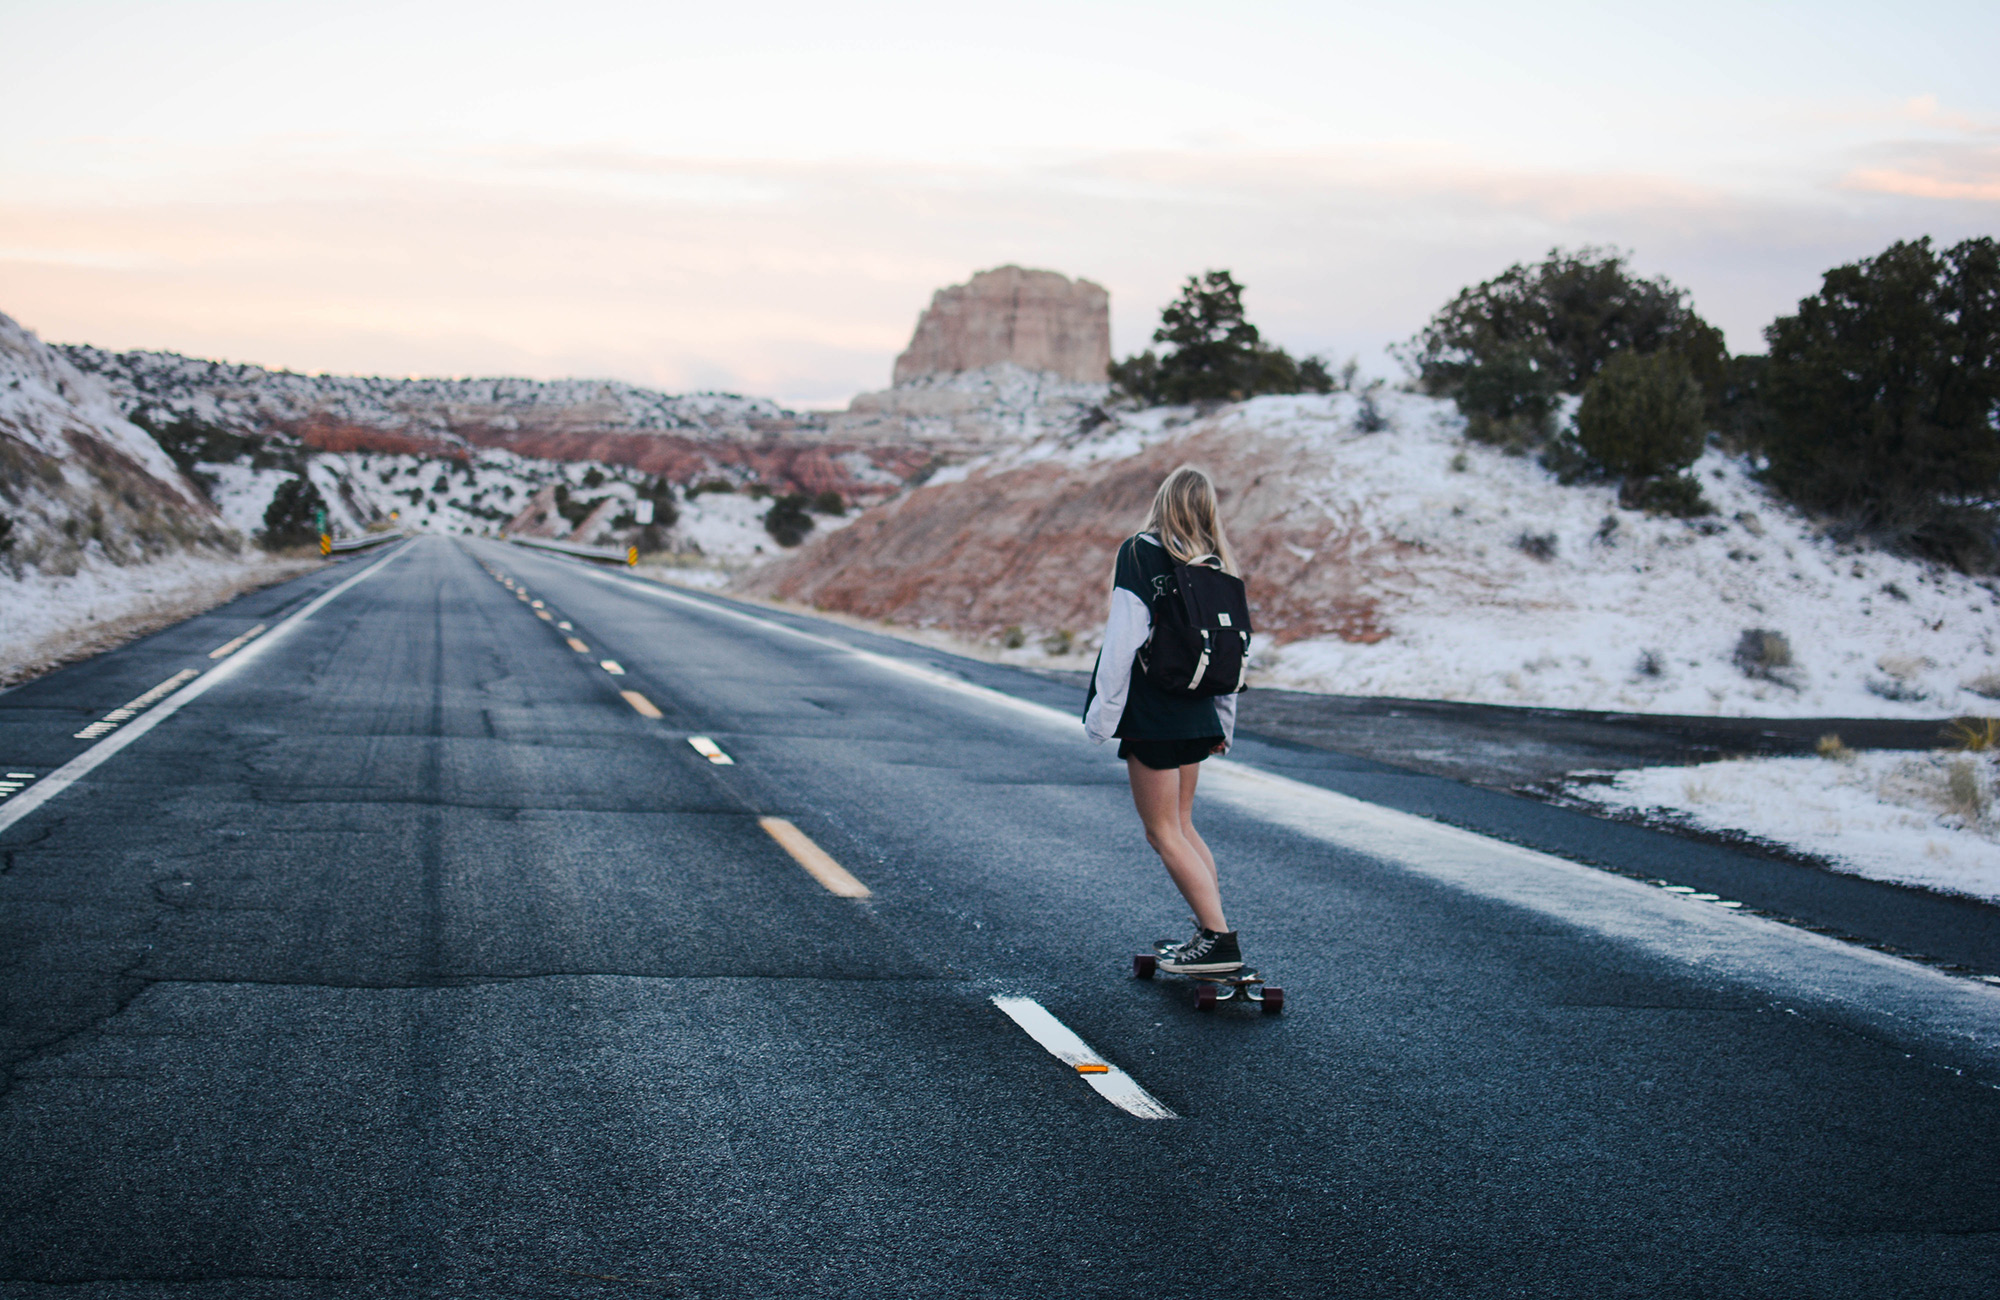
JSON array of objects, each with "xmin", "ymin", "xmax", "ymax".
[
  {"xmin": 0, "ymin": 544, "xmax": 408, "ymax": 836},
  {"xmin": 531, "ymin": 548, "xmax": 2000, "ymax": 1064},
  {"xmin": 991, "ymin": 996, "xmax": 1176, "ymax": 1120}
]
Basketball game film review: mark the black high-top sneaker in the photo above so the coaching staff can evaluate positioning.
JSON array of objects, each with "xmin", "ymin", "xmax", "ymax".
[
  {"xmin": 1157, "ymin": 928, "xmax": 1243, "ymax": 974},
  {"xmin": 1155, "ymin": 920, "xmax": 1201, "ymax": 958}
]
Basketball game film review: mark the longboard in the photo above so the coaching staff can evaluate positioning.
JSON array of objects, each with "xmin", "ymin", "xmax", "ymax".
[{"xmin": 1132, "ymin": 953, "xmax": 1284, "ymax": 1014}]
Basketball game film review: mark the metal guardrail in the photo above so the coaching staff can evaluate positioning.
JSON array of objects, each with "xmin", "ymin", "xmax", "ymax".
[
  {"xmin": 506, "ymin": 535, "xmax": 634, "ymax": 565},
  {"xmin": 327, "ymin": 531, "xmax": 405, "ymax": 554}
]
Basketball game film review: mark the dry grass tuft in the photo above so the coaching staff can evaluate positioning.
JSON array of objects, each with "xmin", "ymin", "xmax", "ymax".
[
  {"xmin": 1816, "ymin": 733, "xmax": 1855, "ymax": 762},
  {"xmin": 1944, "ymin": 716, "xmax": 2000, "ymax": 752}
]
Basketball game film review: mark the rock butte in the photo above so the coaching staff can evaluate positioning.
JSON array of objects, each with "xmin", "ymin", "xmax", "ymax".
[{"xmin": 892, "ymin": 266, "xmax": 1110, "ymax": 386}]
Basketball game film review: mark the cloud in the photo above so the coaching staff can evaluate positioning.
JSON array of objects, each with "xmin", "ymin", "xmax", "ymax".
[
  {"xmin": 1844, "ymin": 141, "xmax": 2000, "ymax": 203},
  {"xmin": 4, "ymin": 140, "xmax": 1996, "ymax": 404}
]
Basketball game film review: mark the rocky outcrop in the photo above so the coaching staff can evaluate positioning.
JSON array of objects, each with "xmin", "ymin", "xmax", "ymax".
[{"xmin": 892, "ymin": 267, "xmax": 1110, "ymax": 386}]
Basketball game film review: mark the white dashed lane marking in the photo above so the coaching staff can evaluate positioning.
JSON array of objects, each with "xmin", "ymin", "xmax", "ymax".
[
  {"xmin": 990, "ymin": 997, "xmax": 1176, "ymax": 1120},
  {"xmin": 565, "ymin": 637, "xmax": 590, "ymax": 653},
  {"xmin": 687, "ymin": 736, "xmax": 734, "ymax": 766},
  {"xmin": 759, "ymin": 817, "xmax": 870, "ymax": 898},
  {"xmin": 599, "ymin": 660, "xmax": 626, "ymax": 675},
  {"xmin": 72, "ymin": 669, "xmax": 201, "ymax": 740},
  {"xmin": 1, "ymin": 546, "xmax": 403, "ymax": 836},
  {"xmin": 207, "ymin": 624, "xmax": 267, "ymax": 660}
]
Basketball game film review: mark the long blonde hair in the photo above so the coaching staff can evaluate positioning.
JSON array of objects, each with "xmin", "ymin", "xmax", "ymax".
[{"xmin": 1142, "ymin": 465, "xmax": 1236, "ymax": 573}]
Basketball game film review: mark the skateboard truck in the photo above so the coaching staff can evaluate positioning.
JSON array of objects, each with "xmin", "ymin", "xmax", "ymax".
[{"xmin": 1132, "ymin": 952, "xmax": 1284, "ymax": 1014}]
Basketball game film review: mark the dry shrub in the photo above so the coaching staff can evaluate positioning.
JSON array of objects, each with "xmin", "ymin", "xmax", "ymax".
[
  {"xmin": 1817, "ymin": 733, "xmax": 1855, "ymax": 762},
  {"xmin": 1944, "ymin": 716, "xmax": 2000, "ymax": 752},
  {"xmin": 1965, "ymin": 671, "xmax": 2000, "ymax": 700},
  {"xmin": 1001, "ymin": 624, "xmax": 1026, "ymax": 649},
  {"xmin": 1733, "ymin": 628, "xmax": 1793, "ymax": 679}
]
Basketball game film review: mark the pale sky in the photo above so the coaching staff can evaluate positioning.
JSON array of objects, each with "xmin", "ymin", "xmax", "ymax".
[{"xmin": 2, "ymin": 0, "xmax": 1995, "ymax": 406}]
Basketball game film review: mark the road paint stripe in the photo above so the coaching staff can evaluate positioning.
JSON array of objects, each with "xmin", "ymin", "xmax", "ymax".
[
  {"xmin": 557, "ymin": 621, "xmax": 574, "ymax": 630},
  {"xmin": 207, "ymin": 623, "xmax": 268, "ymax": 659},
  {"xmin": 687, "ymin": 736, "xmax": 735, "ymax": 765},
  {"xmin": 566, "ymin": 560, "xmax": 2000, "ymax": 1069},
  {"xmin": 536, "ymin": 609, "xmax": 553, "ymax": 621},
  {"xmin": 600, "ymin": 660, "xmax": 626, "ymax": 675},
  {"xmin": 758, "ymin": 817, "xmax": 870, "ymax": 898},
  {"xmin": 72, "ymin": 668, "xmax": 200, "ymax": 738},
  {"xmin": 531, "ymin": 600, "xmax": 545, "ymax": 609},
  {"xmin": 620, "ymin": 690, "xmax": 662, "ymax": 719},
  {"xmin": 0, "ymin": 544, "xmax": 406, "ymax": 836},
  {"xmin": 990, "ymin": 996, "xmax": 1176, "ymax": 1120},
  {"xmin": 566, "ymin": 637, "xmax": 590, "ymax": 653}
]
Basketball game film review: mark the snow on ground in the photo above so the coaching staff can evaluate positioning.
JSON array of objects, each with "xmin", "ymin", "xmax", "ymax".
[
  {"xmin": 1560, "ymin": 748, "xmax": 2000, "ymax": 904},
  {"xmin": 948, "ymin": 388, "xmax": 2000, "ymax": 717},
  {"xmin": 1, "ymin": 550, "xmax": 319, "ymax": 686}
]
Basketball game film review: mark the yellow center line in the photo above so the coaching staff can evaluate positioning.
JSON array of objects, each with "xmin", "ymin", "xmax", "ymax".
[
  {"xmin": 566, "ymin": 637, "xmax": 590, "ymax": 653},
  {"xmin": 620, "ymin": 690, "xmax": 663, "ymax": 719},
  {"xmin": 759, "ymin": 817, "xmax": 872, "ymax": 898},
  {"xmin": 536, "ymin": 610, "xmax": 553, "ymax": 621}
]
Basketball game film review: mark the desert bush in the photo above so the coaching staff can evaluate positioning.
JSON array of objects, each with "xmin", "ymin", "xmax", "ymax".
[
  {"xmin": 1816, "ymin": 733, "xmax": 1855, "ymax": 761},
  {"xmin": 1041, "ymin": 628, "xmax": 1075, "ymax": 656},
  {"xmin": 1001, "ymin": 625, "xmax": 1027, "ymax": 649},
  {"xmin": 762, "ymin": 494, "xmax": 814, "ymax": 547},
  {"xmin": 1761, "ymin": 236, "xmax": 2000, "ymax": 570},
  {"xmin": 1618, "ymin": 473, "xmax": 1711, "ymax": 518},
  {"xmin": 637, "ymin": 478, "xmax": 680, "ymax": 529},
  {"xmin": 1402, "ymin": 246, "xmax": 1727, "ymax": 448},
  {"xmin": 1577, "ymin": 350, "xmax": 1707, "ymax": 475},
  {"xmin": 1515, "ymin": 531, "xmax": 1558, "ymax": 561},
  {"xmin": 687, "ymin": 479, "xmax": 736, "ymax": 497},
  {"xmin": 1732, "ymin": 628, "xmax": 1793, "ymax": 680},
  {"xmin": 811, "ymin": 490, "xmax": 846, "ymax": 516},
  {"xmin": 1965, "ymin": 672, "xmax": 2000, "ymax": 701},
  {"xmin": 260, "ymin": 475, "xmax": 326, "ymax": 549},
  {"xmin": 0, "ymin": 512, "xmax": 12, "ymax": 554},
  {"xmin": 1111, "ymin": 270, "xmax": 1336, "ymax": 405},
  {"xmin": 1636, "ymin": 649, "xmax": 1663, "ymax": 678}
]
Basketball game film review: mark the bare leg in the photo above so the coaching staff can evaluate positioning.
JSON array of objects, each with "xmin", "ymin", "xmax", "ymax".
[
  {"xmin": 1178, "ymin": 761, "xmax": 1218, "ymax": 894},
  {"xmin": 1128, "ymin": 758, "xmax": 1227, "ymax": 932}
]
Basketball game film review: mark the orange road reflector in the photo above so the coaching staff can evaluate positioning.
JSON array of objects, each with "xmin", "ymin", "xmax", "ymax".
[{"xmin": 1075, "ymin": 1063, "xmax": 1110, "ymax": 1074}]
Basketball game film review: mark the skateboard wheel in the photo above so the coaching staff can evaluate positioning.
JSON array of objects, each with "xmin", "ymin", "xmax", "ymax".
[
  {"xmin": 1261, "ymin": 987, "xmax": 1285, "ymax": 1015},
  {"xmin": 1132, "ymin": 954, "xmax": 1156, "ymax": 980},
  {"xmin": 1194, "ymin": 984, "xmax": 1218, "ymax": 1011}
]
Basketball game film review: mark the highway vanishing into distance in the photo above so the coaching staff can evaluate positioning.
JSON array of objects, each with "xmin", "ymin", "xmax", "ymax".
[{"xmin": 2, "ymin": 535, "xmax": 1998, "ymax": 1298}]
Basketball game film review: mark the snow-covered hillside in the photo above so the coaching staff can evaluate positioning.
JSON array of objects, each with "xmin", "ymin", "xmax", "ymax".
[
  {"xmin": 59, "ymin": 345, "xmax": 800, "ymax": 445},
  {"xmin": 0, "ymin": 311, "xmax": 308, "ymax": 682},
  {"xmin": 749, "ymin": 388, "xmax": 2000, "ymax": 719}
]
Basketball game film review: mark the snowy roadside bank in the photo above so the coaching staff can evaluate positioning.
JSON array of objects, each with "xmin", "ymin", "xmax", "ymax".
[
  {"xmin": 1, "ymin": 551, "xmax": 323, "ymax": 687},
  {"xmin": 1559, "ymin": 747, "xmax": 2000, "ymax": 904}
]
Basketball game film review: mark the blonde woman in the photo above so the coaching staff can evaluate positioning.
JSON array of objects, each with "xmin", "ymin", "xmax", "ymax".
[{"xmin": 1083, "ymin": 465, "xmax": 1244, "ymax": 973}]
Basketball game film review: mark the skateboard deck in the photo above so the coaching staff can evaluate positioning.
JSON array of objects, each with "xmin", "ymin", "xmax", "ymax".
[{"xmin": 1132, "ymin": 952, "xmax": 1284, "ymax": 1013}]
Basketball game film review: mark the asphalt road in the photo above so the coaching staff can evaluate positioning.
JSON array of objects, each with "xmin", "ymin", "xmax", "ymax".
[{"xmin": 2, "ymin": 535, "xmax": 1997, "ymax": 1299}]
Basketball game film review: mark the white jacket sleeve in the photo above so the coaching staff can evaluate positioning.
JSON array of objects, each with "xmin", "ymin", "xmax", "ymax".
[
  {"xmin": 1214, "ymin": 691, "xmax": 1237, "ymax": 750},
  {"xmin": 1083, "ymin": 587, "xmax": 1150, "ymax": 744}
]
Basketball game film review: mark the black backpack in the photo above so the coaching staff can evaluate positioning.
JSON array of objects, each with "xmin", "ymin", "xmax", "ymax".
[{"xmin": 1136, "ymin": 553, "xmax": 1252, "ymax": 697}]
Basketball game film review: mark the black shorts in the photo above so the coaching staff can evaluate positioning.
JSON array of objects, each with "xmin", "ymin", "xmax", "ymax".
[{"xmin": 1118, "ymin": 736, "xmax": 1225, "ymax": 770}]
